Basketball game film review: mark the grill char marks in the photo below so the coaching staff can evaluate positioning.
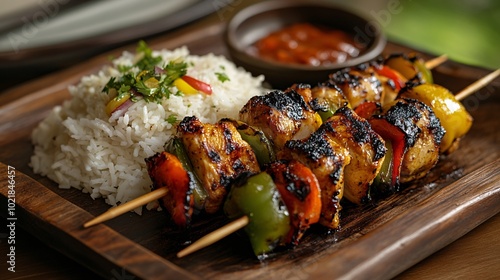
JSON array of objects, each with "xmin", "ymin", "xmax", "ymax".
[
  {"xmin": 329, "ymin": 65, "xmax": 384, "ymax": 109},
  {"xmin": 239, "ymin": 88, "xmax": 322, "ymax": 152},
  {"xmin": 377, "ymin": 98, "xmax": 445, "ymax": 183},
  {"xmin": 145, "ymin": 152, "xmax": 194, "ymax": 228},
  {"xmin": 324, "ymin": 107, "xmax": 386, "ymax": 204},
  {"xmin": 261, "ymin": 90, "xmax": 306, "ymax": 121},
  {"xmin": 178, "ymin": 116, "xmax": 260, "ymax": 213},
  {"xmin": 283, "ymin": 124, "xmax": 350, "ymax": 229},
  {"xmin": 382, "ymin": 100, "xmax": 422, "ymax": 147}
]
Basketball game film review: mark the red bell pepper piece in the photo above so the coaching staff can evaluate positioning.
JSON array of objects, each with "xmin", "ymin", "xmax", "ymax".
[
  {"xmin": 375, "ymin": 65, "xmax": 405, "ymax": 92},
  {"xmin": 369, "ymin": 118, "xmax": 406, "ymax": 188},
  {"xmin": 354, "ymin": 101, "xmax": 381, "ymax": 119},
  {"xmin": 266, "ymin": 160, "xmax": 321, "ymax": 245},
  {"xmin": 145, "ymin": 152, "xmax": 194, "ymax": 228},
  {"xmin": 181, "ymin": 75, "xmax": 212, "ymax": 95}
]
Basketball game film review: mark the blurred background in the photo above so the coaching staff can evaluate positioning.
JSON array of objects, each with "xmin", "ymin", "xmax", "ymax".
[
  {"xmin": 0, "ymin": 0, "xmax": 498, "ymax": 87},
  {"xmin": 340, "ymin": 0, "xmax": 499, "ymax": 69}
]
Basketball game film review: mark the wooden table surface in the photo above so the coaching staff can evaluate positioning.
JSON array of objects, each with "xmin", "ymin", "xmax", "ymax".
[
  {"xmin": 1, "ymin": 1, "xmax": 499, "ymax": 279},
  {"xmin": 0, "ymin": 214, "xmax": 500, "ymax": 280},
  {"xmin": 2, "ymin": 213, "xmax": 499, "ymax": 279}
]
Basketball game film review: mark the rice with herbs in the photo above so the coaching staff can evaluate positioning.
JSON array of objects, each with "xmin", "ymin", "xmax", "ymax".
[{"xmin": 30, "ymin": 46, "xmax": 265, "ymax": 213}]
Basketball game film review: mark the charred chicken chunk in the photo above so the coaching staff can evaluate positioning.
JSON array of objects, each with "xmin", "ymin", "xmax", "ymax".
[
  {"xmin": 239, "ymin": 88, "xmax": 322, "ymax": 152},
  {"xmin": 325, "ymin": 107, "xmax": 386, "ymax": 204},
  {"xmin": 309, "ymin": 82, "xmax": 351, "ymax": 120},
  {"xmin": 329, "ymin": 64, "xmax": 384, "ymax": 109},
  {"xmin": 376, "ymin": 98, "xmax": 445, "ymax": 183},
  {"xmin": 177, "ymin": 116, "xmax": 261, "ymax": 213},
  {"xmin": 283, "ymin": 124, "xmax": 351, "ymax": 229}
]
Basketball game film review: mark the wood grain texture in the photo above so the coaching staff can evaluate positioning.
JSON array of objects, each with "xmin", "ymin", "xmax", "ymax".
[
  {"xmin": 0, "ymin": 20, "xmax": 499, "ymax": 279},
  {"xmin": 396, "ymin": 213, "xmax": 500, "ymax": 279}
]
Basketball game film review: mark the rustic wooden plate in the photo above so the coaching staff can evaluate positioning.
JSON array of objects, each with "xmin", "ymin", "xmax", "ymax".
[{"xmin": 0, "ymin": 21, "xmax": 499, "ymax": 280}]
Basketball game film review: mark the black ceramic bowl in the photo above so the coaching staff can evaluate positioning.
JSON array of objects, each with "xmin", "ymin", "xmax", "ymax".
[{"xmin": 224, "ymin": 0, "xmax": 386, "ymax": 89}]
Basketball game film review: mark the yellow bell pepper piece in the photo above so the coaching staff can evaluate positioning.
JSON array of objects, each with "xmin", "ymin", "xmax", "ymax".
[
  {"xmin": 385, "ymin": 53, "xmax": 433, "ymax": 84},
  {"xmin": 400, "ymin": 84, "xmax": 473, "ymax": 153},
  {"xmin": 106, "ymin": 92, "xmax": 131, "ymax": 116},
  {"xmin": 174, "ymin": 78, "xmax": 198, "ymax": 94},
  {"xmin": 144, "ymin": 77, "xmax": 159, "ymax": 89}
]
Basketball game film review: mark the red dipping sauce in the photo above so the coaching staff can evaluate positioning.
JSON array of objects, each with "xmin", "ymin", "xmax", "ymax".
[{"xmin": 252, "ymin": 23, "xmax": 364, "ymax": 66}]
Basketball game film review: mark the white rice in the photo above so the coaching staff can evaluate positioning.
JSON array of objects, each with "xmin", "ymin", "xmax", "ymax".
[{"xmin": 30, "ymin": 46, "xmax": 265, "ymax": 214}]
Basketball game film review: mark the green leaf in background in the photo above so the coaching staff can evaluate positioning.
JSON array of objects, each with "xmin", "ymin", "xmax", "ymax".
[
  {"xmin": 384, "ymin": 0, "xmax": 499, "ymax": 69},
  {"xmin": 339, "ymin": 0, "xmax": 499, "ymax": 69}
]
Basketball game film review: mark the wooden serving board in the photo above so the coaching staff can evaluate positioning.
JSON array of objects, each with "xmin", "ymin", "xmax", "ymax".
[{"xmin": 1, "ymin": 21, "xmax": 499, "ymax": 280}]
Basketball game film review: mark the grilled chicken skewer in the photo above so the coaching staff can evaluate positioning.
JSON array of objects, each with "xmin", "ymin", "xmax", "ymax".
[
  {"xmin": 175, "ymin": 70, "xmax": 497, "ymax": 257},
  {"xmin": 83, "ymin": 61, "xmax": 488, "ymax": 229},
  {"xmin": 323, "ymin": 53, "xmax": 438, "ymax": 109},
  {"xmin": 84, "ymin": 55, "xmax": 494, "ymax": 260},
  {"xmin": 146, "ymin": 116, "xmax": 261, "ymax": 227},
  {"xmin": 369, "ymin": 98, "xmax": 445, "ymax": 190}
]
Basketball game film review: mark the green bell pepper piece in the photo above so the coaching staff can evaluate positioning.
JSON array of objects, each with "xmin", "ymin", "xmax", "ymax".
[
  {"xmin": 224, "ymin": 172, "xmax": 290, "ymax": 258},
  {"xmin": 373, "ymin": 139, "xmax": 394, "ymax": 194},
  {"xmin": 224, "ymin": 119, "xmax": 276, "ymax": 167}
]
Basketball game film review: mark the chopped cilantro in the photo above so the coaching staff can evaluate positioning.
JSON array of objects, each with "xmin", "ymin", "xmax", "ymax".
[
  {"xmin": 103, "ymin": 40, "xmax": 188, "ymax": 103},
  {"xmin": 215, "ymin": 72, "xmax": 230, "ymax": 83},
  {"xmin": 166, "ymin": 114, "xmax": 178, "ymax": 124},
  {"xmin": 117, "ymin": 64, "xmax": 132, "ymax": 73}
]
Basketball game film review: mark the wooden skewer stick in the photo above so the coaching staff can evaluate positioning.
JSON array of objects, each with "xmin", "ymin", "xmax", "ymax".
[
  {"xmin": 83, "ymin": 187, "xmax": 168, "ymax": 228},
  {"xmin": 177, "ymin": 216, "xmax": 250, "ymax": 258},
  {"xmin": 455, "ymin": 69, "xmax": 500, "ymax": 101},
  {"xmin": 425, "ymin": 54, "xmax": 448, "ymax": 70}
]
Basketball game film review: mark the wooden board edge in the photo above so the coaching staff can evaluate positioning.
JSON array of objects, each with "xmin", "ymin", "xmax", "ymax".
[
  {"xmin": 0, "ymin": 161, "xmax": 200, "ymax": 280},
  {"xmin": 306, "ymin": 158, "xmax": 500, "ymax": 280}
]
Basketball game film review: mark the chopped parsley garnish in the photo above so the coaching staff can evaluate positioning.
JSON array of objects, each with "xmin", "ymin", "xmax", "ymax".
[
  {"xmin": 215, "ymin": 65, "xmax": 230, "ymax": 83},
  {"xmin": 103, "ymin": 41, "xmax": 188, "ymax": 103},
  {"xmin": 166, "ymin": 114, "xmax": 178, "ymax": 124},
  {"xmin": 215, "ymin": 72, "xmax": 230, "ymax": 83}
]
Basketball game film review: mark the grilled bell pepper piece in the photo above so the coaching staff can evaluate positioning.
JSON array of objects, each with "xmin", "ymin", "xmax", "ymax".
[
  {"xmin": 224, "ymin": 172, "xmax": 290, "ymax": 258},
  {"xmin": 224, "ymin": 119, "xmax": 276, "ymax": 167},
  {"xmin": 266, "ymin": 160, "xmax": 321, "ymax": 245},
  {"xmin": 373, "ymin": 140, "xmax": 394, "ymax": 194},
  {"xmin": 399, "ymin": 83, "xmax": 473, "ymax": 153},
  {"xmin": 165, "ymin": 138, "xmax": 207, "ymax": 210},
  {"xmin": 354, "ymin": 101, "xmax": 381, "ymax": 120},
  {"xmin": 145, "ymin": 152, "xmax": 195, "ymax": 228},
  {"xmin": 375, "ymin": 65, "xmax": 406, "ymax": 92},
  {"xmin": 385, "ymin": 53, "xmax": 433, "ymax": 84},
  {"xmin": 369, "ymin": 118, "xmax": 406, "ymax": 190}
]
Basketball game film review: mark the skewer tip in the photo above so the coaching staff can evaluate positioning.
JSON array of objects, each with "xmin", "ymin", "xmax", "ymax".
[
  {"xmin": 455, "ymin": 69, "xmax": 500, "ymax": 101},
  {"xmin": 177, "ymin": 215, "xmax": 250, "ymax": 258},
  {"xmin": 82, "ymin": 187, "xmax": 169, "ymax": 228},
  {"xmin": 83, "ymin": 219, "xmax": 101, "ymax": 228},
  {"xmin": 425, "ymin": 54, "xmax": 448, "ymax": 70}
]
